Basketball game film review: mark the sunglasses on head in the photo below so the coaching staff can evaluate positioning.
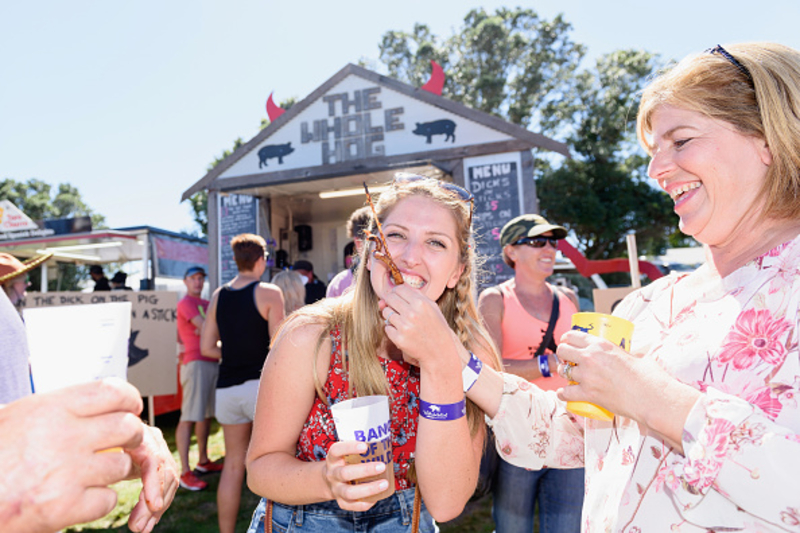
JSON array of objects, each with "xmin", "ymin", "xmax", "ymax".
[
  {"xmin": 513, "ymin": 236, "xmax": 559, "ymax": 249},
  {"xmin": 706, "ymin": 44, "xmax": 753, "ymax": 83},
  {"xmin": 392, "ymin": 173, "xmax": 475, "ymax": 228}
]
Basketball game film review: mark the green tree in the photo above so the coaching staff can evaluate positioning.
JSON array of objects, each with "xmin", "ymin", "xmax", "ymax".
[
  {"xmin": 376, "ymin": 12, "xmax": 687, "ymax": 275},
  {"xmin": 537, "ymin": 50, "xmax": 681, "ymax": 262},
  {"xmin": 377, "ymin": 8, "xmax": 585, "ymax": 128},
  {"xmin": 0, "ymin": 178, "xmax": 106, "ymax": 228},
  {"xmin": 0, "ymin": 178, "xmax": 107, "ymax": 291}
]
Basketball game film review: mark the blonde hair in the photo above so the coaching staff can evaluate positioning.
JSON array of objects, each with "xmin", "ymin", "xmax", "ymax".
[
  {"xmin": 637, "ymin": 42, "xmax": 800, "ymax": 220},
  {"xmin": 271, "ymin": 270, "xmax": 305, "ymax": 315},
  {"xmin": 273, "ymin": 177, "xmax": 500, "ymax": 439}
]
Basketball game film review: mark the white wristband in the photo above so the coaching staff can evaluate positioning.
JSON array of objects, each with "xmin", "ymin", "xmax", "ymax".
[{"xmin": 462, "ymin": 352, "xmax": 483, "ymax": 392}]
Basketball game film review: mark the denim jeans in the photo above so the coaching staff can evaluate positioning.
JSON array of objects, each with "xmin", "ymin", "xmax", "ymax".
[
  {"xmin": 492, "ymin": 460, "xmax": 584, "ymax": 533},
  {"xmin": 247, "ymin": 487, "xmax": 437, "ymax": 533}
]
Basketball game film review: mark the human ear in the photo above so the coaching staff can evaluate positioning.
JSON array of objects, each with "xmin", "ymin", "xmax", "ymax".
[{"xmin": 447, "ymin": 263, "xmax": 465, "ymax": 289}]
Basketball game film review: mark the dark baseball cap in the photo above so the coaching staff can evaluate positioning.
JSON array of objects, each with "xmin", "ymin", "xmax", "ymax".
[
  {"xmin": 184, "ymin": 266, "xmax": 207, "ymax": 278},
  {"xmin": 292, "ymin": 260, "xmax": 313, "ymax": 272},
  {"xmin": 499, "ymin": 214, "xmax": 567, "ymax": 248}
]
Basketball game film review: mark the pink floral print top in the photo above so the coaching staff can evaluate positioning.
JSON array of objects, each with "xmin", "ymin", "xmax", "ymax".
[{"xmin": 488, "ymin": 236, "xmax": 800, "ymax": 532}]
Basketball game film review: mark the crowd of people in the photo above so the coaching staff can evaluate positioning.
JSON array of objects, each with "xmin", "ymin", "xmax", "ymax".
[{"xmin": 3, "ymin": 41, "xmax": 800, "ymax": 533}]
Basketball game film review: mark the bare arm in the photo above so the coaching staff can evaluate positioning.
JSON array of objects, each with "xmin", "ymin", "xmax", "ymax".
[
  {"xmin": 256, "ymin": 282, "xmax": 285, "ymax": 338},
  {"xmin": 199, "ymin": 289, "xmax": 222, "ymax": 360},
  {"xmin": 477, "ymin": 287, "xmax": 503, "ymax": 353},
  {"xmin": 246, "ymin": 321, "xmax": 384, "ymax": 507},
  {"xmin": 477, "ymin": 286, "xmax": 549, "ymax": 382},
  {"xmin": 189, "ymin": 314, "xmax": 204, "ymax": 336},
  {"xmin": 559, "ymin": 285, "xmax": 580, "ymax": 311},
  {"xmin": 382, "ymin": 284, "xmax": 485, "ymax": 521}
]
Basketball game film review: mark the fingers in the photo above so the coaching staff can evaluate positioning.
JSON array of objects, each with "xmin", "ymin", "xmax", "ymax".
[
  {"xmin": 128, "ymin": 491, "xmax": 159, "ymax": 533},
  {"xmin": 335, "ymin": 478, "xmax": 390, "ymax": 511},
  {"xmin": 82, "ymin": 447, "xmax": 134, "ymax": 487},
  {"xmin": 58, "ymin": 486, "xmax": 119, "ymax": 531},
  {"xmin": 65, "ymin": 378, "xmax": 143, "ymax": 418},
  {"xmin": 128, "ymin": 491, "xmax": 158, "ymax": 532},
  {"xmin": 324, "ymin": 441, "xmax": 389, "ymax": 510},
  {"xmin": 129, "ymin": 426, "xmax": 179, "ymax": 513},
  {"xmin": 84, "ymin": 411, "xmax": 145, "ymax": 453}
]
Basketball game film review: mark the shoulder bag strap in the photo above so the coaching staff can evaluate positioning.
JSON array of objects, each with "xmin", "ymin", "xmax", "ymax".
[{"xmin": 535, "ymin": 288, "xmax": 560, "ymax": 356}]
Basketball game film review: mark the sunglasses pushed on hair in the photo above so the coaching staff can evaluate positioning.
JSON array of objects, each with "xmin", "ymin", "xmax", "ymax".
[
  {"xmin": 707, "ymin": 44, "xmax": 753, "ymax": 83},
  {"xmin": 392, "ymin": 173, "xmax": 475, "ymax": 228},
  {"xmin": 513, "ymin": 236, "xmax": 560, "ymax": 249}
]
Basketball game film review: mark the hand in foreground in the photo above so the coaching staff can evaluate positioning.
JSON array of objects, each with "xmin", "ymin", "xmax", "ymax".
[
  {"xmin": 555, "ymin": 330, "xmax": 699, "ymax": 447},
  {"xmin": 380, "ymin": 283, "xmax": 461, "ymax": 369},
  {"xmin": 0, "ymin": 378, "xmax": 144, "ymax": 533},
  {"xmin": 322, "ymin": 441, "xmax": 390, "ymax": 512},
  {"xmin": 126, "ymin": 425, "xmax": 180, "ymax": 532}
]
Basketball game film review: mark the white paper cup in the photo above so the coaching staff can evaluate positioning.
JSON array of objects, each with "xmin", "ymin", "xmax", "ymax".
[{"xmin": 331, "ymin": 395, "xmax": 395, "ymax": 502}]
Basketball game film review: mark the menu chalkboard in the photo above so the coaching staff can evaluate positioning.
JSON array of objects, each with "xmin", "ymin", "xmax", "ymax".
[
  {"xmin": 218, "ymin": 194, "xmax": 258, "ymax": 285},
  {"xmin": 467, "ymin": 160, "xmax": 521, "ymax": 290}
]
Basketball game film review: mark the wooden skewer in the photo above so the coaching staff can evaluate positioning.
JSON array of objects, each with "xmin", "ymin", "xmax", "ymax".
[{"xmin": 363, "ymin": 183, "xmax": 404, "ymax": 285}]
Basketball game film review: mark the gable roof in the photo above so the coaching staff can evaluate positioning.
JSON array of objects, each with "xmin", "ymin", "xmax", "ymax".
[{"xmin": 181, "ymin": 63, "xmax": 569, "ymax": 201}]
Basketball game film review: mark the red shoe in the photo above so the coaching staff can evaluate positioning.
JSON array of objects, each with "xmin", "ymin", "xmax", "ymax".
[
  {"xmin": 180, "ymin": 471, "xmax": 208, "ymax": 491},
  {"xmin": 194, "ymin": 457, "xmax": 224, "ymax": 474}
]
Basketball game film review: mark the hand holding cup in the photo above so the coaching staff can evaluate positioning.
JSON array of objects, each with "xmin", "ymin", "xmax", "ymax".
[
  {"xmin": 330, "ymin": 396, "xmax": 396, "ymax": 508},
  {"xmin": 558, "ymin": 313, "xmax": 634, "ymax": 421}
]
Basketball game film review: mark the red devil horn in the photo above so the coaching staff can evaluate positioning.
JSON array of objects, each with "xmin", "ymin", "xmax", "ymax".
[
  {"xmin": 266, "ymin": 92, "xmax": 286, "ymax": 122},
  {"xmin": 420, "ymin": 60, "xmax": 445, "ymax": 95}
]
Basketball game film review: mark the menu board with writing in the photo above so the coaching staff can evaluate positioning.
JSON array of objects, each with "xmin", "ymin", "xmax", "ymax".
[
  {"xmin": 23, "ymin": 291, "xmax": 178, "ymax": 397},
  {"xmin": 218, "ymin": 194, "xmax": 258, "ymax": 285},
  {"xmin": 466, "ymin": 156, "xmax": 522, "ymax": 291}
]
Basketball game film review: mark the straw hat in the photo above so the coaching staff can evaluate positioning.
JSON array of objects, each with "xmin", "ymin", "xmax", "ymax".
[{"xmin": 0, "ymin": 252, "xmax": 53, "ymax": 284}]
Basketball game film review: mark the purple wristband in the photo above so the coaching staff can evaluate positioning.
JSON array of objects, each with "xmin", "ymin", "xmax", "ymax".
[
  {"xmin": 419, "ymin": 398, "xmax": 466, "ymax": 421},
  {"xmin": 462, "ymin": 352, "xmax": 483, "ymax": 392},
  {"xmin": 537, "ymin": 354, "xmax": 551, "ymax": 378}
]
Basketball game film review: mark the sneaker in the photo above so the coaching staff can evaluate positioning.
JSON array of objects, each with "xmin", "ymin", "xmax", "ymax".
[
  {"xmin": 180, "ymin": 471, "xmax": 208, "ymax": 491},
  {"xmin": 194, "ymin": 458, "xmax": 224, "ymax": 474}
]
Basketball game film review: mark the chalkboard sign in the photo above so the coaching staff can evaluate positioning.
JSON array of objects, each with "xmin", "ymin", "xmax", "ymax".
[
  {"xmin": 218, "ymin": 194, "xmax": 258, "ymax": 285},
  {"xmin": 467, "ymin": 160, "xmax": 521, "ymax": 290}
]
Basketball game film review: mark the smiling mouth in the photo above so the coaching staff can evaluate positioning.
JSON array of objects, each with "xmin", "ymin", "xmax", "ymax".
[
  {"xmin": 396, "ymin": 272, "xmax": 426, "ymax": 289},
  {"xmin": 669, "ymin": 182, "xmax": 702, "ymax": 201}
]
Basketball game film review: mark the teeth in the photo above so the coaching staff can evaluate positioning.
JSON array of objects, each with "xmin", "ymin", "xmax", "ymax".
[
  {"xmin": 401, "ymin": 273, "xmax": 425, "ymax": 288},
  {"xmin": 669, "ymin": 182, "xmax": 701, "ymax": 200}
]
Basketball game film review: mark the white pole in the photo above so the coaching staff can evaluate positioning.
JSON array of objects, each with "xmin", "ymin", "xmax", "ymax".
[
  {"xmin": 626, "ymin": 232, "xmax": 641, "ymax": 289},
  {"xmin": 590, "ymin": 273, "xmax": 608, "ymax": 289},
  {"xmin": 40, "ymin": 263, "xmax": 48, "ymax": 293},
  {"xmin": 141, "ymin": 232, "xmax": 149, "ymax": 290}
]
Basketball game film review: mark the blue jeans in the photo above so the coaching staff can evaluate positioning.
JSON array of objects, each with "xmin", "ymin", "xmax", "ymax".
[
  {"xmin": 247, "ymin": 487, "xmax": 436, "ymax": 533},
  {"xmin": 492, "ymin": 460, "xmax": 584, "ymax": 533}
]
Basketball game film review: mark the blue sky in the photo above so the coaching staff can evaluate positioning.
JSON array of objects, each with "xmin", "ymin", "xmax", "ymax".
[{"xmin": 3, "ymin": 0, "xmax": 799, "ymax": 235}]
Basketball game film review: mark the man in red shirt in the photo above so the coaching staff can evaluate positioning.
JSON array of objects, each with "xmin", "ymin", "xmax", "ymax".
[{"xmin": 176, "ymin": 266, "xmax": 222, "ymax": 490}]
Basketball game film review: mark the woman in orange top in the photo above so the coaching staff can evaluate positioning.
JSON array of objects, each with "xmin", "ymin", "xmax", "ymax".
[{"xmin": 478, "ymin": 214, "xmax": 583, "ymax": 533}]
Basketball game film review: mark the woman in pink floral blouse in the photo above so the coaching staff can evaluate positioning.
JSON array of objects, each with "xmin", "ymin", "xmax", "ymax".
[{"xmin": 425, "ymin": 43, "xmax": 800, "ymax": 531}]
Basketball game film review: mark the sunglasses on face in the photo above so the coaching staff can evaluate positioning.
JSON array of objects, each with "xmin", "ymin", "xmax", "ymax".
[
  {"xmin": 513, "ymin": 236, "xmax": 559, "ymax": 249},
  {"xmin": 392, "ymin": 174, "xmax": 475, "ymax": 228}
]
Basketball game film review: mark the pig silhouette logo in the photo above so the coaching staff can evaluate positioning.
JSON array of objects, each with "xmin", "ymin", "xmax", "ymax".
[
  {"xmin": 412, "ymin": 119, "xmax": 456, "ymax": 144},
  {"xmin": 127, "ymin": 330, "xmax": 149, "ymax": 367},
  {"xmin": 258, "ymin": 142, "xmax": 295, "ymax": 168},
  {"xmin": 571, "ymin": 324, "xmax": 595, "ymax": 333}
]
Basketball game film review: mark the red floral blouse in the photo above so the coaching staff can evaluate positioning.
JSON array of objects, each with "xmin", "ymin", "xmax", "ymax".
[{"xmin": 295, "ymin": 325, "xmax": 420, "ymax": 490}]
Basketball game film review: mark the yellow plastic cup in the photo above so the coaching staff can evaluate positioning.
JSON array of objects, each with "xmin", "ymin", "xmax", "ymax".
[{"xmin": 566, "ymin": 312, "xmax": 634, "ymax": 421}]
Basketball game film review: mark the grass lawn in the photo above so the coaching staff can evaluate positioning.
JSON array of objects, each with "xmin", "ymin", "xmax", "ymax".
[{"xmin": 66, "ymin": 411, "xmax": 497, "ymax": 533}]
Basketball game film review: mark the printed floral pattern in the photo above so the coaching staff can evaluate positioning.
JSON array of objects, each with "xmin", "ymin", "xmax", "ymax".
[
  {"xmin": 717, "ymin": 308, "xmax": 791, "ymax": 370},
  {"xmin": 488, "ymin": 236, "xmax": 800, "ymax": 531},
  {"xmin": 295, "ymin": 326, "xmax": 420, "ymax": 490}
]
